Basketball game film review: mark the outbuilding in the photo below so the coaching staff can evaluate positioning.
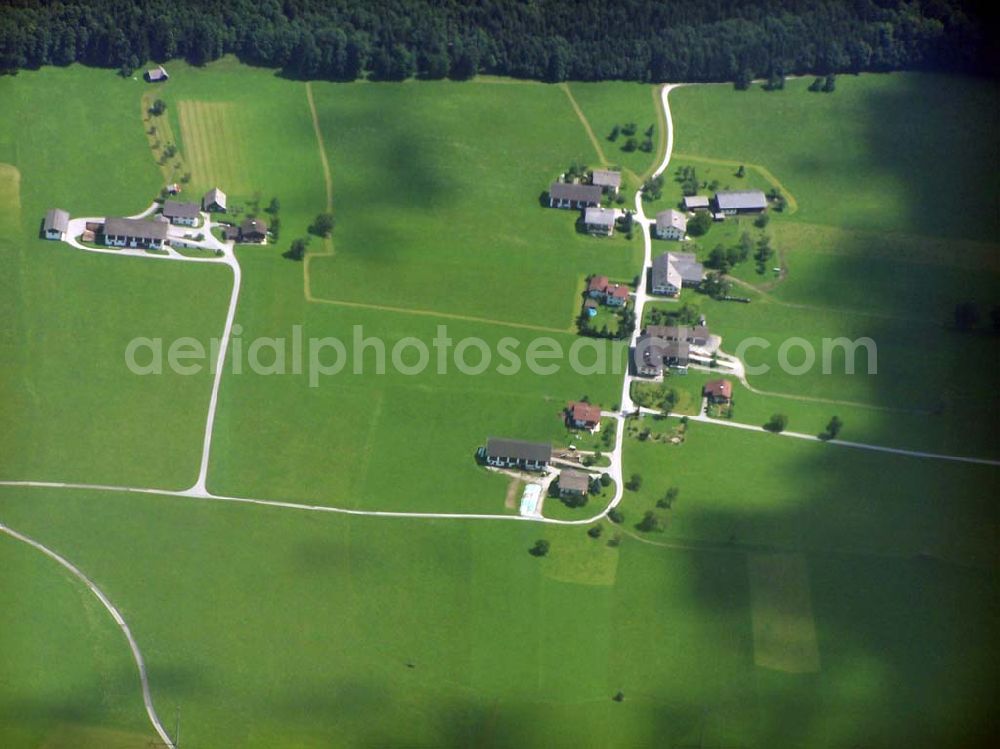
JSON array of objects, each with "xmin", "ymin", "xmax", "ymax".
[
  {"xmin": 714, "ymin": 190, "xmax": 767, "ymax": 215},
  {"xmin": 203, "ymin": 187, "xmax": 227, "ymax": 213},
  {"xmin": 162, "ymin": 200, "xmax": 200, "ymax": 226},
  {"xmin": 584, "ymin": 206, "xmax": 617, "ymax": 236},
  {"xmin": 145, "ymin": 65, "xmax": 169, "ymax": 82},
  {"xmin": 558, "ymin": 469, "xmax": 591, "ymax": 497},
  {"xmin": 42, "ymin": 208, "xmax": 69, "ymax": 240},
  {"xmin": 704, "ymin": 379, "xmax": 733, "ymax": 403}
]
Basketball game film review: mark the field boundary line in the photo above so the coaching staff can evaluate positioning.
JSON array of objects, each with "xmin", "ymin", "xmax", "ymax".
[
  {"xmin": 0, "ymin": 522, "xmax": 176, "ymax": 749},
  {"xmin": 303, "ymin": 81, "xmax": 335, "ymax": 303},
  {"xmin": 672, "ymin": 151, "xmax": 799, "ymax": 213},
  {"xmin": 307, "ymin": 295, "xmax": 574, "ymax": 334},
  {"xmin": 560, "ymin": 83, "xmax": 608, "ymax": 166}
]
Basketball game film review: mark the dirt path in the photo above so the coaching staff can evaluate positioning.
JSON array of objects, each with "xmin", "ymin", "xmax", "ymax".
[
  {"xmin": 560, "ymin": 83, "xmax": 608, "ymax": 166},
  {"xmin": 303, "ymin": 81, "xmax": 335, "ymax": 302},
  {"xmin": 0, "ymin": 523, "xmax": 176, "ymax": 749}
]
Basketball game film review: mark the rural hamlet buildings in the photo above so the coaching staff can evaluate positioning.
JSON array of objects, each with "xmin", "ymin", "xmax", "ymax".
[
  {"xmin": 42, "ymin": 208, "xmax": 69, "ymax": 240},
  {"xmin": 481, "ymin": 438, "xmax": 552, "ymax": 471},
  {"xmin": 548, "ymin": 182, "xmax": 602, "ymax": 209},
  {"xmin": 651, "ymin": 252, "xmax": 704, "ymax": 297}
]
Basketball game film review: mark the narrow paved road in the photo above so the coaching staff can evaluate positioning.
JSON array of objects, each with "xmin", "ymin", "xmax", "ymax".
[{"xmin": 0, "ymin": 523, "xmax": 176, "ymax": 749}]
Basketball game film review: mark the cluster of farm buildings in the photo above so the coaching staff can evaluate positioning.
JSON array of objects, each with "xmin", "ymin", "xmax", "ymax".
[{"xmin": 42, "ymin": 186, "xmax": 270, "ymax": 249}]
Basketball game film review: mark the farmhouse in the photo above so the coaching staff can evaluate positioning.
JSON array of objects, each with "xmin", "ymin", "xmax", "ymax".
[
  {"xmin": 651, "ymin": 252, "xmax": 704, "ymax": 296},
  {"xmin": 203, "ymin": 187, "xmax": 227, "ymax": 213},
  {"xmin": 162, "ymin": 200, "xmax": 200, "ymax": 226},
  {"xmin": 584, "ymin": 206, "xmax": 617, "ymax": 236},
  {"xmin": 683, "ymin": 195, "xmax": 710, "ymax": 211},
  {"xmin": 587, "ymin": 275, "xmax": 609, "ymax": 297},
  {"xmin": 654, "ymin": 209, "xmax": 687, "ymax": 240},
  {"xmin": 42, "ymin": 208, "xmax": 69, "ymax": 240},
  {"xmin": 145, "ymin": 65, "xmax": 169, "ymax": 82},
  {"xmin": 704, "ymin": 379, "xmax": 733, "ymax": 404},
  {"xmin": 240, "ymin": 218, "xmax": 268, "ymax": 243},
  {"xmin": 558, "ymin": 469, "xmax": 591, "ymax": 498},
  {"xmin": 714, "ymin": 190, "xmax": 767, "ymax": 215},
  {"xmin": 482, "ymin": 438, "xmax": 552, "ymax": 471},
  {"xmin": 635, "ymin": 335, "xmax": 690, "ymax": 377},
  {"xmin": 567, "ymin": 401, "xmax": 602, "ymax": 430},
  {"xmin": 605, "ymin": 284, "xmax": 629, "ymax": 307},
  {"xmin": 549, "ymin": 182, "xmax": 602, "ymax": 209},
  {"xmin": 591, "ymin": 169, "xmax": 622, "ymax": 196},
  {"xmin": 647, "ymin": 324, "xmax": 710, "ymax": 348},
  {"xmin": 103, "ymin": 217, "xmax": 168, "ymax": 249}
]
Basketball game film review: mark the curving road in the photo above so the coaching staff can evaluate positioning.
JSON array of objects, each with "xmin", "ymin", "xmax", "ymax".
[{"xmin": 0, "ymin": 523, "xmax": 176, "ymax": 749}]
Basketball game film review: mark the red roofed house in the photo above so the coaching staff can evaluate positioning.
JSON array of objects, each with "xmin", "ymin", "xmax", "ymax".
[
  {"xmin": 703, "ymin": 379, "xmax": 733, "ymax": 404},
  {"xmin": 567, "ymin": 401, "xmax": 602, "ymax": 431},
  {"xmin": 605, "ymin": 284, "xmax": 629, "ymax": 307},
  {"xmin": 587, "ymin": 275, "xmax": 609, "ymax": 298}
]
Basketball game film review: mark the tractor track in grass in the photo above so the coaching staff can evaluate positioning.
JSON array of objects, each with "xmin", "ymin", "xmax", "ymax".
[{"xmin": 0, "ymin": 523, "xmax": 176, "ymax": 749}]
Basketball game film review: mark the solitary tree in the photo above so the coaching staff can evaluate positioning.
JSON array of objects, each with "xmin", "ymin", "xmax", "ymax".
[
  {"xmin": 636, "ymin": 510, "xmax": 663, "ymax": 533},
  {"xmin": 764, "ymin": 413, "xmax": 789, "ymax": 433},
  {"xmin": 266, "ymin": 197, "xmax": 281, "ymax": 215},
  {"xmin": 736, "ymin": 164, "xmax": 746, "ymax": 178},
  {"xmin": 823, "ymin": 415, "xmax": 843, "ymax": 440},
  {"xmin": 808, "ymin": 77, "xmax": 824, "ymax": 92},
  {"xmin": 310, "ymin": 212, "xmax": 336, "ymax": 237},
  {"xmin": 688, "ymin": 211, "xmax": 713, "ymax": 237},
  {"xmin": 626, "ymin": 473, "xmax": 643, "ymax": 491},
  {"xmin": 657, "ymin": 486, "xmax": 679, "ymax": 509},
  {"xmin": 529, "ymin": 539, "xmax": 550, "ymax": 557},
  {"xmin": 587, "ymin": 525, "xmax": 603, "ymax": 539},
  {"xmin": 608, "ymin": 508, "xmax": 624, "ymax": 524},
  {"xmin": 149, "ymin": 98, "xmax": 167, "ymax": 116},
  {"xmin": 283, "ymin": 237, "xmax": 309, "ymax": 261},
  {"xmin": 823, "ymin": 73, "xmax": 837, "ymax": 92}
]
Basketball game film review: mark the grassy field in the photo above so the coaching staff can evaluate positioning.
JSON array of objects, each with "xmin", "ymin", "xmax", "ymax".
[{"xmin": 1, "ymin": 59, "xmax": 998, "ymax": 749}]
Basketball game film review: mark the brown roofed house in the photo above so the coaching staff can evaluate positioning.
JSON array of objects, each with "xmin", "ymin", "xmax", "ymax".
[
  {"xmin": 567, "ymin": 401, "xmax": 602, "ymax": 430},
  {"xmin": 239, "ymin": 218, "xmax": 268, "ymax": 243},
  {"xmin": 703, "ymin": 379, "xmax": 733, "ymax": 403},
  {"xmin": 587, "ymin": 275, "xmax": 610, "ymax": 297},
  {"xmin": 559, "ymin": 469, "xmax": 591, "ymax": 497}
]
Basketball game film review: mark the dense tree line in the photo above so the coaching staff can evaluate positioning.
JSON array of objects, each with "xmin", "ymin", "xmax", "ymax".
[{"xmin": 0, "ymin": 1, "xmax": 991, "ymax": 82}]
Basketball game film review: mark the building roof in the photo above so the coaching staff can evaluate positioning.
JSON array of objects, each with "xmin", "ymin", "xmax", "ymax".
[
  {"xmin": 147, "ymin": 65, "xmax": 168, "ymax": 81},
  {"xmin": 559, "ymin": 469, "xmax": 591, "ymax": 493},
  {"xmin": 656, "ymin": 209, "xmax": 687, "ymax": 233},
  {"xmin": 715, "ymin": 190, "xmax": 767, "ymax": 211},
  {"xmin": 704, "ymin": 379, "xmax": 733, "ymax": 399},
  {"xmin": 683, "ymin": 195, "xmax": 710, "ymax": 209},
  {"xmin": 591, "ymin": 169, "xmax": 622, "ymax": 188},
  {"xmin": 549, "ymin": 182, "xmax": 602, "ymax": 204},
  {"xmin": 104, "ymin": 217, "xmax": 169, "ymax": 241},
  {"xmin": 203, "ymin": 187, "xmax": 227, "ymax": 209},
  {"xmin": 584, "ymin": 206, "xmax": 617, "ymax": 227},
  {"xmin": 43, "ymin": 208, "xmax": 69, "ymax": 233},
  {"xmin": 240, "ymin": 217, "xmax": 268, "ymax": 235},
  {"xmin": 486, "ymin": 437, "xmax": 552, "ymax": 463},
  {"xmin": 588, "ymin": 275, "xmax": 609, "ymax": 293},
  {"xmin": 653, "ymin": 251, "xmax": 704, "ymax": 288},
  {"xmin": 646, "ymin": 324, "xmax": 709, "ymax": 343},
  {"xmin": 606, "ymin": 284, "xmax": 629, "ymax": 300},
  {"xmin": 162, "ymin": 200, "xmax": 200, "ymax": 220},
  {"xmin": 569, "ymin": 401, "xmax": 602, "ymax": 425},
  {"xmin": 584, "ymin": 298, "xmax": 598, "ymax": 309}
]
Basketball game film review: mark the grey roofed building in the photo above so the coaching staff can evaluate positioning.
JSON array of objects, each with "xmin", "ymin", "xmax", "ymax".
[
  {"xmin": 240, "ymin": 217, "xmax": 268, "ymax": 239},
  {"xmin": 656, "ymin": 208, "xmax": 687, "ymax": 234},
  {"xmin": 203, "ymin": 187, "xmax": 227, "ymax": 212},
  {"xmin": 646, "ymin": 324, "xmax": 710, "ymax": 346},
  {"xmin": 43, "ymin": 208, "xmax": 70, "ymax": 235},
  {"xmin": 714, "ymin": 190, "xmax": 767, "ymax": 213},
  {"xmin": 486, "ymin": 437, "xmax": 552, "ymax": 463},
  {"xmin": 103, "ymin": 217, "xmax": 169, "ymax": 241},
  {"xmin": 559, "ymin": 469, "xmax": 591, "ymax": 495},
  {"xmin": 548, "ymin": 182, "xmax": 603, "ymax": 206},
  {"xmin": 584, "ymin": 206, "xmax": 616, "ymax": 227},
  {"xmin": 591, "ymin": 169, "xmax": 622, "ymax": 189},
  {"xmin": 146, "ymin": 65, "xmax": 169, "ymax": 82},
  {"xmin": 651, "ymin": 251, "xmax": 703, "ymax": 294},
  {"xmin": 683, "ymin": 195, "xmax": 710, "ymax": 210},
  {"xmin": 162, "ymin": 200, "xmax": 200, "ymax": 220}
]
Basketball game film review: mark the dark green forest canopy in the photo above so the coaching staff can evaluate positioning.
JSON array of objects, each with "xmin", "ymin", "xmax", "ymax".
[{"xmin": 0, "ymin": 0, "xmax": 993, "ymax": 82}]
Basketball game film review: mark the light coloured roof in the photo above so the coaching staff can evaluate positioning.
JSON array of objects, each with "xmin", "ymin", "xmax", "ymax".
[
  {"xmin": 559, "ymin": 469, "xmax": 591, "ymax": 493},
  {"xmin": 43, "ymin": 208, "xmax": 69, "ymax": 233},
  {"xmin": 656, "ymin": 209, "xmax": 687, "ymax": 232},
  {"xmin": 683, "ymin": 195, "xmax": 710, "ymax": 208},
  {"xmin": 584, "ymin": 206, "xmax": 617, "ymax": 227},
  {"xmin": 715, "ymin": 190, "xmax": 767, "ymax": 210},
  {"xmin": 203, "ymin": 187, "xmax": 227, "ymax": 209},
  {"xmin": 591, "ymin": 169, "xmax": 622, "ymax": 188}
]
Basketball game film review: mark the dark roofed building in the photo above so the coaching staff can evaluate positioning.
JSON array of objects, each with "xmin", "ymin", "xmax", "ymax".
[
  {"xmin": 239, "ymin": 218, "xmax": 268, "ymax": 243},
  {"xmin": 646, "ymin": 324, "xmax": 710, "ymax": 347},
  {"xmin": 587, "ymin": 275, "xmax": 609, "ymax": 297},
  {"xmin": 591, "ymin": 169, "xmax": 622, "ymax": 195},
  {"xmin": 549, "ymin": 182, "xmax": 602, "ymax": 209},
  {"xmin": 635, "ymin": 334, "xmax": 690, "ymax": 377},
  {"xmin": 559, "ymin": 469, "xmax": 591, "ymax": 497},
  {"xmin": 103, "ymin": 217, "xmax": 168, "ymax": 249},
  {"xmin": 162, "ymin": 200, "xmax": 200, "ymax": 226},
  {"xmin": 714, "ymin": 190, "xmax": 767, "ymax": 215},
  {"xmin": 482, "ymin": 438, "xmax": 552, "ymax": 471},
  {"xmin": 203, "ymin": 187, "xmax": 227, "ymax": 212},
  {"xmin": 43, "ymin": 208, "xmax": 70, "ymax": 240}
]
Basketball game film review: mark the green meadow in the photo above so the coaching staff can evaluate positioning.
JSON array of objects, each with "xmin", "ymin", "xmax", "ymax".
[{"xmin": 0, "ymin": 58, "xmax": 997, "ymax": 749}]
